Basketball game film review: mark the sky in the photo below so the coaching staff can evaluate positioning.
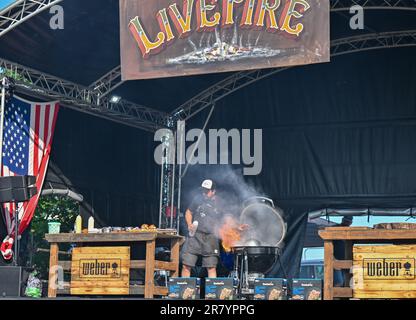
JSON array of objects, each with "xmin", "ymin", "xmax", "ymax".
[
  {"xmin": 302, "ymin": 215, "xmax": 415, "ymax": 261},
  {"xmin": 0, "ymin": 0, "xmax": 17, "ymax": 12}
]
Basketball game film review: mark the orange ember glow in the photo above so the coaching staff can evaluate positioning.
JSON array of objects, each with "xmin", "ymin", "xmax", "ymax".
[{"xmin": 219, "ymin": 216, "xmax": 241, "ymax": 252}]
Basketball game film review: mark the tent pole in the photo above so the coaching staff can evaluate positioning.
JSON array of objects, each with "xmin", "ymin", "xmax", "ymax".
[
  {"xmin": 0, "ymin": 76, "xmax": 6, "ymax": 170},
  {"xmin": 13, "ymin": 209, "xmax": 19, "ymax": 266},
  {"xmin": 176, "ymin": 120, "xmax": 185, "ymax": 233},
  {"xmin": 158, "ymin": 154, "xmax": 165, "ymax": 229},
  {"xmin": 170, "ymin": 131, "xmax": 176, "ymax": 229}
]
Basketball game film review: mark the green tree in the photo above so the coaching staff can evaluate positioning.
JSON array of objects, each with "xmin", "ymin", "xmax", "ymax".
[{"xmin": 27, "ymin": 196, "xmax": 79, "ymax": 279}]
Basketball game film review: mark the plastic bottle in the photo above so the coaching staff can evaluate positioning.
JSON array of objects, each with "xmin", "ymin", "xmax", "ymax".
[
  {"xmin": 75, "ymin": 215, "xmax": 82, "ymax": 234},
  {"xmin": 189, "ymin": 221, "xmax": 198, "ymax": 237},
  {"xmin": 88, "ymin": 216, "xmax": 95, "ymax": 232}
]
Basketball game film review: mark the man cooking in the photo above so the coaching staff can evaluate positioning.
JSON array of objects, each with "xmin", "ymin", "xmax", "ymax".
[
  {"xmin": 181, "ymin": 179, "xmax": 249, "ymax": 278},
  {"xmin": 181, "ymin": 179, "xmax": 221, "ymax": 278}
]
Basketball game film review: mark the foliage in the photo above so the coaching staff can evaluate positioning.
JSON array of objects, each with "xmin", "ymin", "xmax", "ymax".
[
  {"xmin": 27, "ymin": 196, "xmax": 79, "ymax": 279},
  {"xmin": 0, "ymin": 68, "xmax": 32, "ymax": 84}
]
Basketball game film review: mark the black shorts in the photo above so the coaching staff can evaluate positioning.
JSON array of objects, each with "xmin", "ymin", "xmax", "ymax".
[{"xmin": 182, "ymin": 252, "xmax": 219, "ymax": 268}]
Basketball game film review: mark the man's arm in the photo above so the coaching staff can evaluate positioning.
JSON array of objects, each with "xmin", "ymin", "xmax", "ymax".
[{"xmin": 185, "ymin": 209, "xmax": 193, "ymax": 230}]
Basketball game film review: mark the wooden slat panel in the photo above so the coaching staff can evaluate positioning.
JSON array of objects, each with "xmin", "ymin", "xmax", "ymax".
[
  {"xmin": 353, "ymin": 244, "xmax": 416, "ymax": 298},
  {"xmin": 71, "ymin": 247, "xmax": 130, "ymax": 295}
]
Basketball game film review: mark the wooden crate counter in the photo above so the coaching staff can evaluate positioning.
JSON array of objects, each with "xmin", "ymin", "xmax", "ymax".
[
  {"xmin": 319, "ymin": 227, "xmax": 416, "ymax": 300},
  {"xmin": 45, "ymin": 232, "xmax": 184, "ymax": 299}
]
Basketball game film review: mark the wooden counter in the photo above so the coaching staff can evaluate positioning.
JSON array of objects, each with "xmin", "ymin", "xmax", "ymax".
[
  {"xmin": 45, "ymin": 232, "xmax": 184, "ymax": 299},
  {"xmin": 319, "ymin": 227, "xmax": 416, "ymax": 300}
]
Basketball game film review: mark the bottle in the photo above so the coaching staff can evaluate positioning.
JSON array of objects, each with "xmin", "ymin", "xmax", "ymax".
[
  {"xmin": 88, "ymin": 216, "xmax": 95, "ymax": 232},
  {"xmin": 75, "ymin": 215, "xmax": 82, "ymax": 234},
  {"xmin": 189, "ymin": 221, "xmax": 198, "ymax": 237}
]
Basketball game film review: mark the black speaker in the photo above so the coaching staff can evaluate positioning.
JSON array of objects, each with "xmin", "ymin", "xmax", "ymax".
[
  {"xmin": 0, "ymin": 266, "xmax": 22, "ymax": 297},
  {"xmin": 0, "ymin": 176, "xmax": 37, "ymax": 203}
]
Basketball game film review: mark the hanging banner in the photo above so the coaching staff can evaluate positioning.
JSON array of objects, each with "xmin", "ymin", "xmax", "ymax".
[{"xmin": 120, "ymin": 0, "xmax": 330, "ymax": 80}]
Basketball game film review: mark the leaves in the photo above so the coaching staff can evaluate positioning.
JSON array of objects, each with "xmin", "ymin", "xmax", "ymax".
[{"xmin": 29, "ymin": 196, "xmax": 79, "ymax": 279}]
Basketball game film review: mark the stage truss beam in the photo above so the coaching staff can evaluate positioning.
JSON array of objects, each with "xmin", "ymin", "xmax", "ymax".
[
  {"xmin": 0, "ymin": 58, "xmax": 169, "ymax": 131},
  {"xmin": 0, "ymin": 0, "xmax": 63, "ymax": 37},
  {"xmin": 331, "ymin": 0, "xmax": 416, "ymax": 11},
  {"xmin": 171, "ymin": 30, "xmax": 416, "ymax": 121},
  {"xmin": 89, "ymin": 66, "xmax": 124, "ymax": 100}
]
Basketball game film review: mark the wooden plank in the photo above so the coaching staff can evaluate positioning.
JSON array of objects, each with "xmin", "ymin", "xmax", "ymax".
[
  {"xmin": 319, "ymin": 228, "xmax": 416, "ymax": 241},
  {"xmin": 71, "ymin": 287, "xmax": 130, "ymax": 295},
  {"xmin": 72, "ymin": 247, "xmax": 130, "ymax": 254},
  {"xmin": 48, "ymin": 243, "xmax": 59, "ymax": 298},
  {"xmin": 354, "ymin": 244, "xmax": 416, "ymax": 253},
  {"xmin": 130, "ymin": 285, "xmax": 168, "ymax": 296},
  {"xmin": 325, "ymin": 227, "xmax": 371, "ymax": 231},
  {"xmin": 144, "ymin": 240, "xmax": 156, "ymax": 299},
  {"xmin": 130, "ymin": 260, "xmax": 177, "ymax": 271},
  {"xmin": 323, "ymin": 241, "xmax": 334, "ymax": 300},
  {"xmin": 333, "ymin": 260, "xmax": 353, "ymax": 270},
  {"xmin": 170, "ymin": 238, "xmax": 180, "ymax": 277},
  {"xmin": 45, "ymin": 232, "xmax": 157, "ymax": 243},
  {"xmin": 353, "ymin": 290, "xmax": 416, "ymax": 299},
  {"xmin": 333, "ymin": 287, "xmax": 353, "ymax": 298},
  {"xmin": 59, "ymin": 285, "xmax": 169, "ymax": 297}
]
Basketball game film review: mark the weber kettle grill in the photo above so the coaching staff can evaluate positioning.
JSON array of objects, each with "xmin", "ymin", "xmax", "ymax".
[{"xmin": 231, "ymin": 197, "xmax": 287, "ymax": 298}]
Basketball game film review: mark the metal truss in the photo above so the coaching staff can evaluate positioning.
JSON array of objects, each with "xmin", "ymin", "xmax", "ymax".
[
  {"xmin": 331, "ymin": 30, "xmax": 416, "ymax": 56},
  {"xmin": 0, "ymin": 0, "xmax": 63, "ymax": 37},
  {"xmin": 0, "ymin": 58, "xmax": 169, "ymax": 131},
  {"xmin": 89, "ymin": 66, "xmax": 124, "ymax": 100},
  {"xmin": 172, "ymin": 30, "xmax": 416, "ymax": 121},
  {"xmin": 330, "ymin": 0, "xmax": 416, "ymax": 11}
]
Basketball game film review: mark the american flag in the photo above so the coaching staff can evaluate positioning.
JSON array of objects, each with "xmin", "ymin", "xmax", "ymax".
[{"xmin": 1, "ymin": 96, "xmax": 59, "ymax": 247}]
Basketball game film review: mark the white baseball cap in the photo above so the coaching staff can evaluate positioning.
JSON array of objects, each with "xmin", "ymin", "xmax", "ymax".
[{"xmin": 201, "ymin": 179, "xmax": 215, "ymax": 190}]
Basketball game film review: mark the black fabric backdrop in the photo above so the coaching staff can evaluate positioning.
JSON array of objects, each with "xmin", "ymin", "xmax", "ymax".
[
  {"xmin": 181, "ymin": 48, "xmax": 416, "ymax": 277},
  {"xmin": 0, "ymin": 1, "xmax": 414, "ymax": 277},
  {"xmin": 0, "ymin": 47, "xmax": 414, "ymax": 277}
]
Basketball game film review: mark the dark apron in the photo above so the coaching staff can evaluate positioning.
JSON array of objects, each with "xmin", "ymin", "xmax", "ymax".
[{"xmin": 183, "ymin": 231, "xmax": 220, "ymax": 257}]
